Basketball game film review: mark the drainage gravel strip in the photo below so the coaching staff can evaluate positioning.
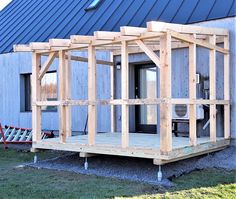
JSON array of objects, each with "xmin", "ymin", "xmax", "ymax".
[{"xmin": 25, "ymin": 147, "xmax": 236, "ymax": 186}]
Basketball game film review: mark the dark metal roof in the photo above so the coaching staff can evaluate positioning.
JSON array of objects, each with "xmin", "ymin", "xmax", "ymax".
[{"xmin": 0, "ymin": 0, "xmax": 235, "ymax": 54}]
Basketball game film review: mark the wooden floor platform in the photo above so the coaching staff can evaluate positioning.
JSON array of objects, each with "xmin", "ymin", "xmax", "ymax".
[{"xmin": 33, "ymin": 133, "xmax": 230, "ymax": 165}]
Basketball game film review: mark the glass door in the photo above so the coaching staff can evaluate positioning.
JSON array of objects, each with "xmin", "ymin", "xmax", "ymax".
[{"xmin": 135, "ymin": 65, "xmax": 157, "ymax": 133}]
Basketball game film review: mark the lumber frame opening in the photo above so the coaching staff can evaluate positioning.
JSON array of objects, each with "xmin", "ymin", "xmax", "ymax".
[{"xmin": 14, "ymin": 22, "xmax": 230, "ymax": 161}]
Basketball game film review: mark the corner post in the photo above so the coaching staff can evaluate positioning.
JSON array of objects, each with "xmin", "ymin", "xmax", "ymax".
[
  {"xmin": 160, "ymin": 32, "xmax": 172, "ymax": 153},
  {"xmin": 110, "ymin": 52, "xmax": 115, "ymax": 133},
  {"xmin": 121, "ymin": 41, "xmax": 129, "ymax": 148},
  {"xmin": 189, "ymin": 34, "xmax": 197, "ymax": 146},
  {"xmin": 88, "ymin": 44, "xmax": 97, "ymax": 145},
  {"xmin": 224, "ymin": 35, "xmax": 230, "ymax": 139},
  {"xmin": 59, "ymin": 50, "xmax": 67, "ymax": 143},
  {"xmin": 209, "ymin": 35, "xmax": 216, "ymax": 142},
  {"xmin": 32, "ymin": 52, "xmax": 42, "ymax": 143},
  {"xmin": 65, "ymin": 51, "xmax": 72, "ymax": 137}
]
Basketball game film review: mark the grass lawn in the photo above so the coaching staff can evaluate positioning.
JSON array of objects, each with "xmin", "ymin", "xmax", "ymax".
[{"xmin": 0, "ymin": 147, "xmax": 235, "ymax": 199}]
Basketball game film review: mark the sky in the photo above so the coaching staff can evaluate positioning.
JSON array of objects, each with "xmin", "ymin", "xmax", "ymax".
[{"xmin": 0, "ymin": 0, "xmax": 12, "ymax": 11}]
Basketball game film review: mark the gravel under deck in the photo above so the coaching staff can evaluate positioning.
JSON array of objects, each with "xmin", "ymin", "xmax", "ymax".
[{"xmin": 28, "ymin": 146, "xmax": 236, "ymax": 186}]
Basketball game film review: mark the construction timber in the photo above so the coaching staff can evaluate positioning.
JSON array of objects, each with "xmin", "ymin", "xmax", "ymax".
[{"xmin": 14, "ymin": 21, "xmax": 231, "ymax": 165}]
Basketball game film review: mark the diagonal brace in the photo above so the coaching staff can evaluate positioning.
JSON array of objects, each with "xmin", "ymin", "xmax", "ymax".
[
  {"xmin": 38, "ymin": 52, "xmax": 57, "ymax": 80},
  {"xmin": 135, "ymin": 40, "xmax": 161, "ymax": 68}
]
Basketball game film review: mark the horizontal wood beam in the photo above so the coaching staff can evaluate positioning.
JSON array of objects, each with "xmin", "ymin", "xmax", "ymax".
[
  {"xmin": 94, "ymin": 31, "xmax": 120, "ymax": 40},
  {"xmin": 70, "ymin": 35, "xmax": 94, "ymax": 44},
  {"xmin": 170, "ymin": 31, "xmax": 228, "ymax": 54},
  {"xmin": 49, "ymin": 39, "xmax": 71, "ymax": 47},
  {"xmin": 147, "ymin": 21, "xmax": 229, "ymax": 36},
  {"xmin": 30, "ymin": 42, "xmax": 50, "ymax": 50},
  {"xmin": 13, "ymin": 44, "xmax": 31, "ymax": 52},
  {"xmin": 35, "ymin": 99, "xmax": 230, "ymax": 106},
  {"xmin": 120, "ymin": 26, "xmax": 147, "ymax": 36}
]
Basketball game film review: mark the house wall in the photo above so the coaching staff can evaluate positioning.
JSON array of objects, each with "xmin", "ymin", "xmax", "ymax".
[
  {"xmin": 0, "ymin": 17, "xmax": 235, "ymax": 140},
  {"xmin": 114, "ymin": 17, "xmax": 235, "ymax": 139},
  {"xmin": 0, "ymin": 51, "xmax": 111, "ymax": 133}
]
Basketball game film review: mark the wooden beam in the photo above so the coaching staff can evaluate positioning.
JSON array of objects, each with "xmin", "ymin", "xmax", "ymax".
[
  {"xmin": 159, "ymin": 33, "xmax": 172, "ymax": 153},
  {"xmin": 135, "ymin": 40, "xmax": 161, "ymax": 67},
  {"xmin": 224, "ymin": 35, "xmax": 230, "ymax": 139},
  {"xmin": 121, "ymin": 41, "xmax": 129, "ymax": 148},
  {"xmin": 32, "ymin": 53, "xmax": 42, "ymax": 143},
  {"xmin": 147, "ymin": 21, "xmax": 229, "ymax": 36},
  {"xmin": 169, "ymin": 31, "xmax": 228, "ymax": 54},
  {"xmin": 59, "ymin": 50, "xmax": 67, "ymax": 143},
  {"xmin": 88, "ymin": 45, "xmax": 97, "ymax": 146},
  {"xmin": 94, "ymin": 31, "xmax": 120, "ymax": 40},
  {"xmin": 70, "ymin": 35, "xmax": 94, "ymax": 44},
  {"xmin": 38, "ymin": 52, "xmax": 57, "ymax": 80},
  {"xmin": 110, "ymin": 52, "xmax": 115, "ymax": 133},
  {"xmin": 65, "ymin": 51, "xmax": 72, "ymax": 138},
  {"xmin": 189, "ymin": 34, "xmax": 197, "ymax": 146},
  {"xmin": 30, "ymin": 42, "xmax": 50, "ymax": 50},
  {"xmin": 13, "ymin": 44, "xmax": 31, "ymax": 52},
  {"xmin": 120, "ymin": 26, "xmax": 147, "ymax": 36},
  {"xmin": 49, "ymin": 39, "xmax": 71, "ymax": 47},
  {"xmin": 69, "ymin": 55, "xmax": 113, "ymax": 66},
  {"xmin": 209, "ymin": 35, "xmax": 217, "ymax": 142}
]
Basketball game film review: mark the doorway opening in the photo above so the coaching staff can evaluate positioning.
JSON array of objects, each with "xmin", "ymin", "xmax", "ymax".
[{"xmin": 135, "ymin": 64, "xmax": 157, "ymax": 133}]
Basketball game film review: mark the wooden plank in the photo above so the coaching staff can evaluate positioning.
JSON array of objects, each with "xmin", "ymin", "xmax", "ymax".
[
  {"xmin": 49, "ymin": 39, "xmax": 71, "ymax": 47},
  {"xmin": 38, "ymin": 52, "xmax": 57, "ymax": 80},
  {"xmin": 32, "ymin": 53, "xmax": 42, "ymax": 143},
  {"xmin": 30, "ymin": 42, "xmax": 50, "ymax": 50},
  {"xmin": 169, "ymin": 31, "xmax": 228, "ymax": 54},
  {"xmin": 110, "ymin": 52, "xmax": 115, "ymax": 133},
  {"xmin": 69, "ymin": 55, "xmax": 113, "ymax": 66},
  {"xmin": 120, "ymin": 26, "xmax": 147, "ymax": 36},
  {"xmin": 147, "ymin": 21, "xmax": 229, "ymax": 36},
  {"xmin": 189, "ymin": 34, "xmax": 197, "ymax": 146},
  {"xmin": 88, "ymin": 45, "xmax": 97, "ymax": 146},
  {"xmin": 135, "ymin": 39, "xmax": 161, "ymax": 68},
  {"xmin": 224, "ymin": 35, "xmax": 230, "ymax": 139},
  {"xmin": 59, "ymin": 50, "xmax": 67, "ymax": 143},
  {"xmin": 94, "ymin": 31, "xmax": 120, "ymax": 40},
  {"xmin": 121, "ymin": 41, "xmax": 129, "ymax": 148},
  {"xmin": 159, "ymin": 33, "xmax": 172, "ymax": 153},
  {"xmin": 65, "ymin": 51, "xmax": 72, "ymax": 138},
  {"xmin": 70, "ymin": 35, "xmax": 94, "ymax": 44},
  {"xmin": 13, "ymin": 44, "xmax": 31, "ymax": 52},
  {"xmin": 209, "ymin": 35, "xmax": 217, "ymax": 142}
]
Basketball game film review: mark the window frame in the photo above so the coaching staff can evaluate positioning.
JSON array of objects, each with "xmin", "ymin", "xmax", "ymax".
[
  {"xmin": 85, "ymin": 0, "xmax": 103, "ymax": 11},
  {"xmin": 20, "ymin": 71, "xmax": 58, "ymax": 113}
]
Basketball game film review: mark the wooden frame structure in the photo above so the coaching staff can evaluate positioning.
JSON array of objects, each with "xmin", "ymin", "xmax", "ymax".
[{"xmin": 14, "ymin": 22, "xmax": 231, "ymax": 165}]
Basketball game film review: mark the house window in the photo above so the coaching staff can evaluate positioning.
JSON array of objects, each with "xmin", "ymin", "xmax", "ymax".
[
  {"xmin": 85, "ymin": 0, "xmax": 103, "ymax": 10},
  {"xmin": 21, "ymin": 72, "xmax": 57, "ymax": 112}
]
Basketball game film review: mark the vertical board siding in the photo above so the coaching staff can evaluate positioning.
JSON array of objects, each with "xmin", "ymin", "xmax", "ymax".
[{"xmin": 0, "ymin": 51, "xmax": 111, "ymax": 133}]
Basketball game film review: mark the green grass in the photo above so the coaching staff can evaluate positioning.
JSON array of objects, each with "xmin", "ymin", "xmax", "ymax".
[{"xmin": 0, "ymin": 147, "xmax": 235, "ymax": 199}]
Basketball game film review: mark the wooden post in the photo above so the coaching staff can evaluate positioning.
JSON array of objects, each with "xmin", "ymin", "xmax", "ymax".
[
  {"xmin": 110, "ymin": 52, "xmax": 115, "ymax": 133},
  {"xmin": 121, "ymin": 41, "xmax": 129, "ymax": 148},
  {"xmin": 59, "ymin": 50, "xmax": 67, "ymax": 143},
  {"xmin": 88, "ymin": 45, "xmax": 97, "ymax": 145},
  {"xmin": 209, "ymin": 35, "xmax": 217, "ymax": 142},
  {"xmin": 224, "ymin": 35, "xmax": 230, "ymax": 139},
  {"xmin": 189, "ymin": 34, "xmax": 197, "ymax": 146},
  {"xmin": 32, "ymin": 52, "xmax": 42, "ymax": 143},
  {"xmin": 160, "ymin": 33, "xmax": 172, "ymax": 153},
  {"xmin": 65, "ymin": 51, "xmax": 72, "ymax": 137}
]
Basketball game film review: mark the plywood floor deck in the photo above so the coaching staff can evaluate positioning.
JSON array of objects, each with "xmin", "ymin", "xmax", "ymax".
[{"xmin": 33, "ymin": 133, "xmax": 230, "ymax": 164}]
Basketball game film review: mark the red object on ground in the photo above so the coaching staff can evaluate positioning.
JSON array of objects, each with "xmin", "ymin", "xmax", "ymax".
[
  {"xmin": 0, "ymin": 123, "xmax": 8, "ymax": 149},
  {"xmin": 0, "ymin": 125, "xmax": 54, "ymax": 146}
]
